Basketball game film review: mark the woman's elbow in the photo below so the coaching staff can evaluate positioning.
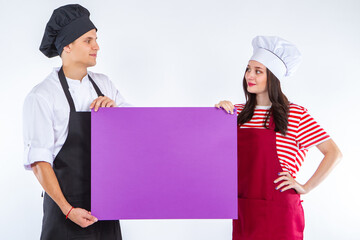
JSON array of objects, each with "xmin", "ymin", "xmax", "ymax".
[
  {"xmin": 328, "ymin": 142, "xmax": 342, "ymax": 166},
  {"xmin": 334, "ymin": 148, "xmax": 343, "ymax": 164}
]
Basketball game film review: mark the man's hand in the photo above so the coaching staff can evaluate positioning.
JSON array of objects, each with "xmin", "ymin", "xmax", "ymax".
[
  {"xmin": 67, "ymin": 208, "xmax": 98, "ymax": 228},
  {"xmin": 90, "ymin": 96, "xmax": 116, "ymax": 112}
]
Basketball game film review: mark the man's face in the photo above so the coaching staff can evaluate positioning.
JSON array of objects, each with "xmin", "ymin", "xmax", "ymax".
[{"xmin": 64, "ymin": 29, "xmax": 99, "ymax": 67}]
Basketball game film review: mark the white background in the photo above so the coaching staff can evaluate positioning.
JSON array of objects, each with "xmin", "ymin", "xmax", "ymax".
[{"xmin": 0, "ymin": 0, "xmax": 359, "ymax": 239}]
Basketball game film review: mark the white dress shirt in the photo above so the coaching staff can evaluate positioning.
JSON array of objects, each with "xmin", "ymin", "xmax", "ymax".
[{"xmin": 23, "ymin": 67, "xmax": 130, "ymax": 170}]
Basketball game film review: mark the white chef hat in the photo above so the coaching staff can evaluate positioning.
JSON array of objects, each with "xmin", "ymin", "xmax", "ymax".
[{"xmin": 250, "ymin": 36, "xmax": 302, "ymax": 80}]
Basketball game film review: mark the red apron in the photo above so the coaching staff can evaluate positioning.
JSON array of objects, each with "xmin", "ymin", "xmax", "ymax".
[{"xmin": 233, "ymin": 119, "xmax": 305, "ymax": 240}]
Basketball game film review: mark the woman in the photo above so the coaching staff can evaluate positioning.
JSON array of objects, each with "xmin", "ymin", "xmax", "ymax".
[{"xmin": 215, "ymin": 36, "xmax": 342, "ymax": 240}]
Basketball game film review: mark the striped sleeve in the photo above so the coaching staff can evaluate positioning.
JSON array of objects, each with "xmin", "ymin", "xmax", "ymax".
[{"xmin": 296, "ymin": 108, "xmax": 330, "ymax": 149}]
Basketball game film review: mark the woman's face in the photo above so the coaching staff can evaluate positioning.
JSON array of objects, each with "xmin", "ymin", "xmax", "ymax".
[{"xmin": 245, "ymin": 60, "xmax": 267, "ymax": 95}]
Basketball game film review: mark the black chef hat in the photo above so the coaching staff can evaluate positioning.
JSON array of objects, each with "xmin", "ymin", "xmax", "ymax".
[{"xmin": 39, "ymin": 4, "xmax": 97, "ymax": 58}]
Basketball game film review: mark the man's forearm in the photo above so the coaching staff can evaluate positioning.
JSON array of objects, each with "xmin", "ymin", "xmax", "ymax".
[{"xmin": 31, "ymin": 162, "xmax": 72, "ymax": 215}]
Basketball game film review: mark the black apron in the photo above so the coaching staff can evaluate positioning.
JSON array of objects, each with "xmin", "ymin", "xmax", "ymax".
[{"xmin": 40, "ymin": 67, "xmax": 122, "ymax": 240}]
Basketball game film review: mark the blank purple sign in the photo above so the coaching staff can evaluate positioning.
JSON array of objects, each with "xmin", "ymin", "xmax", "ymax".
[{"xmin": 91, "ymin": 107, "xmax": 237, "ymax": 220}]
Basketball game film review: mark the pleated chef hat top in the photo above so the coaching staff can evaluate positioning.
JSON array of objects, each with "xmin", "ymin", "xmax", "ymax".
[
  {"xmin": 39, "ymin": 4, "xmax": 97, "ymax": 58},
  {"xmin": 250, "ymin": 36, "xmax": 302, "ymax": 80}
]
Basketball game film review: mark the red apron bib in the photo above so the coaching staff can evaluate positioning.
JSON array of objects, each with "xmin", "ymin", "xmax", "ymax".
[{"xmin": 233, "ymin": 120, "xmax": 305, "ymax": 240}]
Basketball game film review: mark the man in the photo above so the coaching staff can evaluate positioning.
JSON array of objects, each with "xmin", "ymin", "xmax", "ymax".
[{"xmin": 23, "ymin": 4, "xmax": 127, "ymax": 239}]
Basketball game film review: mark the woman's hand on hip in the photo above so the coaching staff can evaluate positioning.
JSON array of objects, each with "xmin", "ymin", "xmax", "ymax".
[
  {"xmin": 274, "ymin": 172, "xmax": 308, "ymax": 194},
  {"xmin": 90, "ymin": 96, "xmax": 116, "ymax": 112},
  {"xmin": 215, "ymin": 100, "xmax": 236, "ymax": 114},
  {"xmin": 68, "ymin": 207, "xmax": 98, "ymax": 228}
]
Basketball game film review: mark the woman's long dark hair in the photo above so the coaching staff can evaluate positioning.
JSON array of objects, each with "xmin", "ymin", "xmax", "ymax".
[{"xmin": 237, "ymin": 68, "xmax": 289, "ymax": 135}]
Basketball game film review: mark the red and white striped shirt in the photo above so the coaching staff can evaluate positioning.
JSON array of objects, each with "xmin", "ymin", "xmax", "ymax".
[{"xmin": 235, "ymin": 103, "xmax": 330, "ymax": 177}]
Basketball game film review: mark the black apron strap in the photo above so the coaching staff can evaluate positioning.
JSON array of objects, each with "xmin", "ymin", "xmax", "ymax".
[
  {"xmin": 88, "ymin": 75, "xmax": 104, "ymax": 97},
  {"xmin": 58, "ymin": 67, "xmax": 105, "ymax": 112},
  {"xmin": 58, "ymin": 66, "xmax": 76, "ymax": 112}
]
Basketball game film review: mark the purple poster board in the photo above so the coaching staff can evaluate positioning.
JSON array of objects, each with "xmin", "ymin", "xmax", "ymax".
[{"xmin": 91, "ymin": 107, "xmax": 237, "ymax": 220}]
